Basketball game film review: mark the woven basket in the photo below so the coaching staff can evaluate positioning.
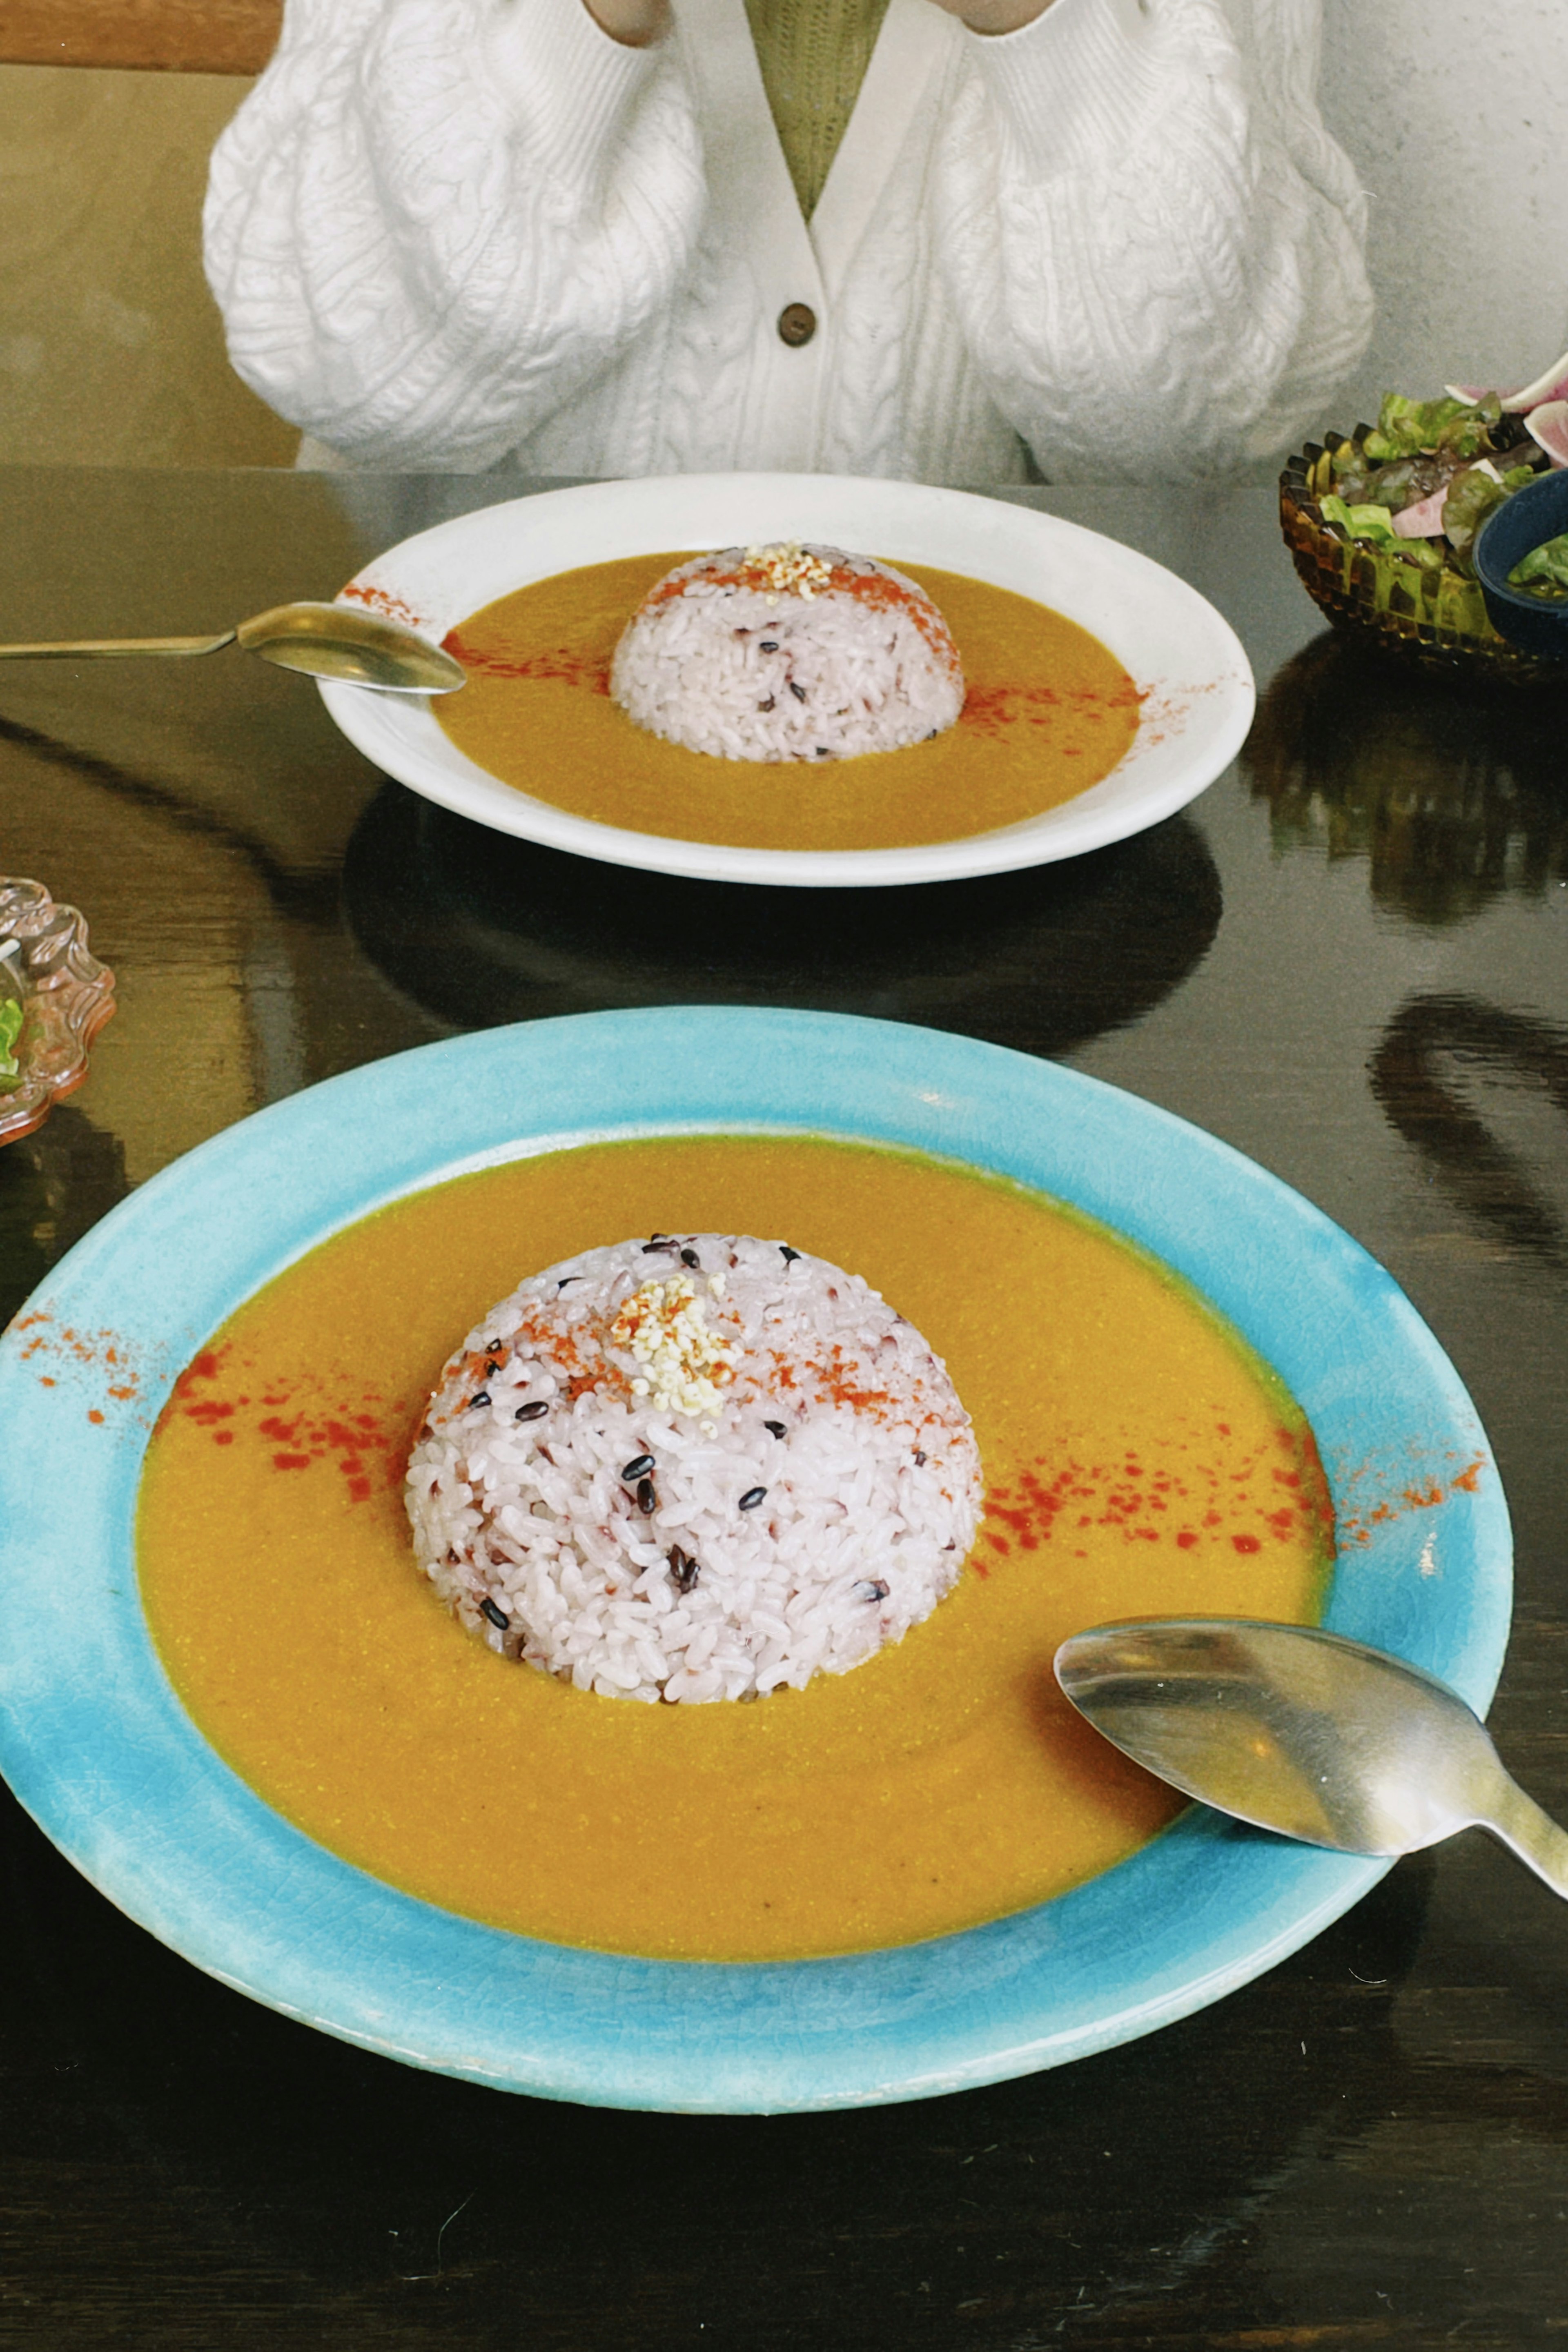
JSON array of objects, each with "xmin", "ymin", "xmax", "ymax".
[{"xmin": 1278, "ymin": 434, "xmax": 1566, "ymax": 687}]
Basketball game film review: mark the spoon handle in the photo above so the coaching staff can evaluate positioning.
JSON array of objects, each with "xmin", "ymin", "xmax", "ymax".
[
  {"xmin": 1480, "ymin": 1773, "xmax": 1568, "ymax": 1900},
  {"xmin": 0, "ymin": 633, "xmax": 236, "ymax": 660}
]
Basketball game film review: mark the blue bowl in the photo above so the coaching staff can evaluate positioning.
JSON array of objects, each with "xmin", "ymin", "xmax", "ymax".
[{"xmin": 1474, "ymin": 469, "xmax": 1568, "ymax": 658}]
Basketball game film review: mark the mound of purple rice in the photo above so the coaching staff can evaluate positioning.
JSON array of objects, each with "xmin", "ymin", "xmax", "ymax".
[
  {"xmin": 405, "ymin": 1232, "xmax": 982, "ymax": 1703},
  {"xmin": 610, "ymin": 541, "xmax": 965, "ymax": 763}
]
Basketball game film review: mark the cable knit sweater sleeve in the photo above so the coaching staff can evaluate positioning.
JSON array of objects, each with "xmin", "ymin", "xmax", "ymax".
[
  {"xmin": 203, "ymin": 0, "xmax": 706, "ymax": 470},
  {"xmin": 937, "ymin": 0, "xmax": 1372, "ymax": 481}
]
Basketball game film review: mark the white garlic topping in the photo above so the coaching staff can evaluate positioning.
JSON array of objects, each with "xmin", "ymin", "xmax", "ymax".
[{"xmin": 609, "ymin": 1275, "xmax": 738, "ymax": 1417}]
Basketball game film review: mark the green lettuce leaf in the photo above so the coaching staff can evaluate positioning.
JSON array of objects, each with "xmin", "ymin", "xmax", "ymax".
[
  {"xmin": 1442, "ymin": 465, "xmax": 1508, "ymax": 561},
  {"xmin": 1320, "ymin": 494, "xmax": 1402, "ymax": 546},
  {"xmin": 1363, "ymin": 392, "xmax": 1500, "ymax": 465},
  {"xmin": 1507, "ymin": 532, "xmax": 1568, "ymax": 599},
  {"xmin": 0, "ymin": 996, "xmax": 24, "ymax": 1089}
]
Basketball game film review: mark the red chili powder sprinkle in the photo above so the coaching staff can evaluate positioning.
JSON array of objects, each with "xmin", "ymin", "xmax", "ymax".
[
  {"xmin": 340, "ymin": 579, "xmax": 428, "ymax": 633},
  {"xmin": 166, "ymin": 1345, "xmax": 406, "ymax": 1506},
  {"xmin": 633, "ymin": 553, "xmax": 960, "ymax": 670},
  {"xmin": 9, "ymin": 1310, "xmax": 145, "ymax": 1408},
  {"xmin": 440, "ymin": 632, "xmax": 611, "ymax": 693},
  {"xmin": 980, "ymin": 1421, "xmax": 1335, "ymax": 1566},
  {"xmin": 1333, "ymin": 1450, "xmax": 1488, "ymax": 1549},
  {"xmin": 960, "ymin": 676, "xmax": 1143, "ymax": 742}
]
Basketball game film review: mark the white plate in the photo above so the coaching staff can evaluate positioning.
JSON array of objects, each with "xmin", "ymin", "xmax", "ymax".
[{"xmin": 320, "ymin": 474, "xmax": 1254, "ymax": 889}]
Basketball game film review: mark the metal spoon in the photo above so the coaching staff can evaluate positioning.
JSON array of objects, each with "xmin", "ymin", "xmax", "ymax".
[
  {"xmin": 1054, "ymin": 1617, "xmax": 1568, "ymax": 1899},
  {"xmin": 0, "ymin": 601, "xmax": 465, "ymax": 695}
]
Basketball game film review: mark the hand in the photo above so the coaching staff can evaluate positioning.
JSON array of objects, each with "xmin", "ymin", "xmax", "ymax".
[
  {"xmin": 924, "ymin": 0, "xmax": 1054, "ymax": 29},
  {"xmin": 584, "ymin": 0, "xmax": 670, "ymax": 46}
]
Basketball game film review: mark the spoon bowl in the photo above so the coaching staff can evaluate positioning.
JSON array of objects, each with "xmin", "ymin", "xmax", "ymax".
[
  {"xmin": 0, "ymin": 600, "xmax": 466, "ymax": 695},
  {"xmin": 1055, "ymin": 1617, "xmax": 1568, "ymax": 1899},
  {"xmin": 233, "ymin": 602, "xmax": 466, "ymax": 692}
]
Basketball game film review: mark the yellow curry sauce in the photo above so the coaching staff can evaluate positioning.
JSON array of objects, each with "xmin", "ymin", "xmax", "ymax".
[
  {"xmin": 138, "ymin": 1137, "xmax": 1331, "ymax": 1962},
  {"xmin": 435, "ymin": 555, "xmax": 1142, "ymax": 851}
]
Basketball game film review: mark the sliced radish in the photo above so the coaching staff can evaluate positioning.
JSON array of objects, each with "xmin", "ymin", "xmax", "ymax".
[
  {"xmin": 1391, "ymin": 486, "xmax": 1451, "ymax": 537},
  {"xmin": 1503, "ymin": 352, "xmax": 1568, "ymax": 411},
  {"xmin": 1525, "ymin": 401, "xmax": 1568, "ymax": 466},
  {"xmin": 1444, "ymin": 354, "xmax": 1568, "ymax": 412}
]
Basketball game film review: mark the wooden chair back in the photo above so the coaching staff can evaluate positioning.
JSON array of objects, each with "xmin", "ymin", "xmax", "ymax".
[{"xmin": 0, "ymin": 1, "xmax": 281, "ymax": 74}]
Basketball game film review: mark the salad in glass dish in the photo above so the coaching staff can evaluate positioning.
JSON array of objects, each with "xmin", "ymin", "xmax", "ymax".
[
  {"xmin": 0, "ymin": 880, "xmax": 116, "ymax": 1149},
  {"xmin": 0, "ymin": 945, "xmax": 23, "ymax": 1091},
  {"xmin": 1279, "ymin": 349, "xmax": 1568, "ymax": 680}
]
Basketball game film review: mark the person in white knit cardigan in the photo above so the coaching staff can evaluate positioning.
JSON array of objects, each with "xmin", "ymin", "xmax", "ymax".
[{"xmin": 203, "ymin": 0, "xmax": 1373, "ymax": 486}]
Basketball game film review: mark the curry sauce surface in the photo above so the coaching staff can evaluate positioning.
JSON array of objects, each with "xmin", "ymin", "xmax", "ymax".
[
  {"xmin": 436, "ymin": 556, "xmax": 1142, "ymax": 851},
  {"xmin": 139, "ymin": 1138, "xmax": 1330, "ymax": 1961}
]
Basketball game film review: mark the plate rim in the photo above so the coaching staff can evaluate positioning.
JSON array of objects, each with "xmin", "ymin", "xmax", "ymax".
[
  {"xmin": 317, "ymin": 473, "xmax": 1256, "ymax": 888},
  {"xmin": 0, "ymin": 1009, "xmax": 1510, "ymax": 2111}
]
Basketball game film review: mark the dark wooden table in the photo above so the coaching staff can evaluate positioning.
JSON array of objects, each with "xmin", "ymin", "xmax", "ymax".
[{"xmin": 2, "ymin": 465, "xmax": 1567, "ymax": 2350}]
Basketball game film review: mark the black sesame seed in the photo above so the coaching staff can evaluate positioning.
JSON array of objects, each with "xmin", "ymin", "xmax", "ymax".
[
  {"xmin": 668, "ymin": 1546, "xmax": 701, "ymax": 1593},
  {"xmin": 764, "ymin": 1419, "xmax": 786, "ymax": 1439},
  {"xmin": 759, "ymin": 639, "xmax": 780, "ymax": 653},
  {"xmin": 468, "ymin": 1390, "xmax": 491, "ymax": 1410},
  {"xmin": 514, "ymin": 1399, "xmax": 549, "ymax": 1422},
  {"xmin": 854, "ymin": 1579, "xmax": 891, "ymax": 1604},
  {"xmin": 636, "ymin": 1477, "xmax": 657, "ymax": 1514},
  {"xmin": 780, "ymin": 1245, "xmax": 800, "ymax": 1265},
  {"xmin": 621, "ymin": 1452, "xmax": 655, "ymax": 1480},
  {"xmin": 739, "ymin": 1486, "xmax": 767, "ymax": 1511},
  {"xmin": 557, "ymin": 1276, "xmax": 578, "ymax": 1290},
  {"xmin": 788, "ymin": 679, "xmax": 807, "ymax": 702},
  {"xmin": 680, "ymin": 1247, "xmax": 700, "ymax": 1269},
  {"xmin": 479, "ymin": 1596, "xmax": 511, "ymax": 1631},
  {"xmin": 642, "ymin": 1234, "xmax": 675, "ymax": 1252},
  {"xmin": 815, "ymin": 746, "xmax": 830, "ymax": 757},
  {"xmin": 758, "ymin": 695, "xmax": 776, "ymax": 713},
  {"xmin": 913, "ymin": 1449, "xmax": 927, "ymax": 1466}
]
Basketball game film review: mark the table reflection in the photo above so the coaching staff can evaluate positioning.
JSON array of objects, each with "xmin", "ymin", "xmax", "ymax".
[
  {"xmin": 1372, "ymin": 995, "xmax": 1568, "ymax": 1270},
  {"xmin": 1244, "ymin": 634, "xmax": 1568, "ymax": 927},
  {"xmin": 0, "ymin": 1105, "xmax": 128, "ymax": 1328},
  {"xmin": 343, "ymin": 785, "xmax": 1221, "ymax": 1058},
  {"xmin": 0, "ymin": 1762, "xmax": 1429, "ymax": 2329}
]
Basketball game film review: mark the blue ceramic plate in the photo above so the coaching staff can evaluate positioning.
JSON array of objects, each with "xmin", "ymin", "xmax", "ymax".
[{"xmin": 0, "ymin": 1011, "xmax": 1510, "ymax": 2113}]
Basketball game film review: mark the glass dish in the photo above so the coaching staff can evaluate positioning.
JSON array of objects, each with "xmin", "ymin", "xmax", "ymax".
[
  {"xmin": 1279, "ymin": 436, "xmax": 1568, "ymax": 687},
  {"xmin": 0, "ymin": 878, "xmax": 116, "ymax": 1149}
]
